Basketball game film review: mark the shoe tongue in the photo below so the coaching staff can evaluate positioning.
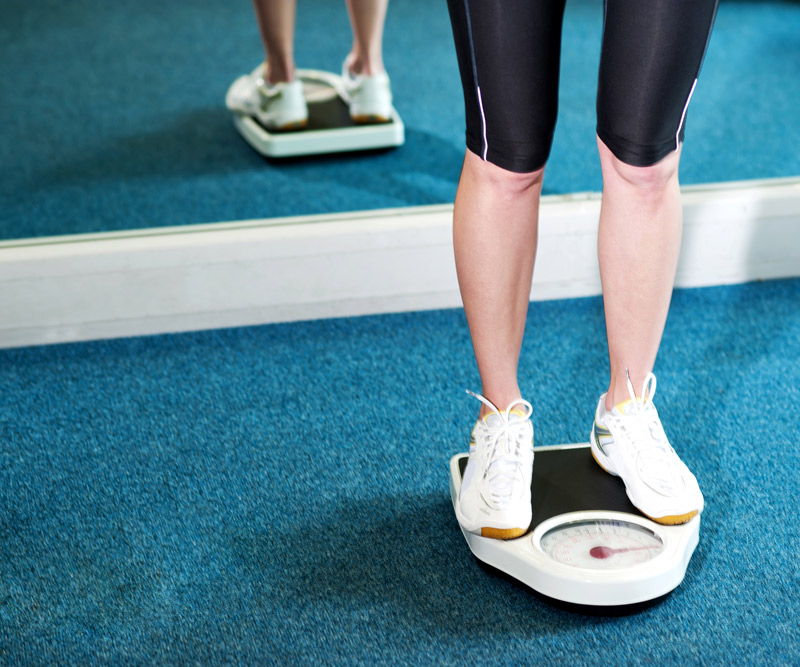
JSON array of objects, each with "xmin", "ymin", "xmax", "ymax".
[{"xmin": 483, "ymin": 409, "xmax": 526, "ymax": 427}]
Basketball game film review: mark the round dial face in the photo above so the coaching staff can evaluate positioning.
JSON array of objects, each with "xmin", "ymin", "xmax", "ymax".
[{"xmin": 539, "ymin": 519, "xmax": 664, "ymax": 570}]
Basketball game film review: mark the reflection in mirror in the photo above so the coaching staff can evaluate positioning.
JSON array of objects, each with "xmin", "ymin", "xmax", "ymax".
[{"xmin": 1, "ymin": 0, "xmax": 799, "ymax": 241}]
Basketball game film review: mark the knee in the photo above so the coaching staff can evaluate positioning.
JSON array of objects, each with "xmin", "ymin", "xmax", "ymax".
[
  {"xmin": 599, "ymin": 138, "xmax": 680, "ymax": 194},
  {"xmin": 466, "ymin": 151, "xmax": 546, "ymax": 198}
]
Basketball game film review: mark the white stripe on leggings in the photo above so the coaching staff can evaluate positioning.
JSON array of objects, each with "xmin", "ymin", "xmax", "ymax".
[
  {"xmin": 676, "ymin": 78, "xmax": 698, "ymax": 151},
  {"xmin": 476, "ymin": 86, "xmax": 488, "ymax": 161}
]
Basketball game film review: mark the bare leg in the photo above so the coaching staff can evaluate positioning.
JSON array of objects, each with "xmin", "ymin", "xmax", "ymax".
[
  {"xmin": 454, "ymin": 150, "xmax": 544, "ymax": 418},
  {"xmin": 345, "ymin": 0, "xmax": 388, "ymax": 75},
  {"xmin": 252, "ymin": 0, "xmax": 297, "ymax": 83},
  {"xmin": 597, "ymin": 136, "xmax": 683, "ymax": 409}
]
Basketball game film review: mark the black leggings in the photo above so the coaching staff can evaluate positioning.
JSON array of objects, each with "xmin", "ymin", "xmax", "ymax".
[{"xmin": 447, "ymin": 0, "xmax": 719, "ymax": 172}]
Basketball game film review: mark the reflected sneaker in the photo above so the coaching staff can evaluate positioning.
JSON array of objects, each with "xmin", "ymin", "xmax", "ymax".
[
  {"xmin": 456, "ymin": 391, "xmax": 534, "ymax": 540},
  {"xmin": 225, "ymin": 68, "xmax": 308, "ymax": 131},
  {"xmin": 590, "ymin": 371, "xmax": 704, "ymax": 525},
  {"xmin": 339, "ymin": 56, "xmax": 393, "ymax": 123}
]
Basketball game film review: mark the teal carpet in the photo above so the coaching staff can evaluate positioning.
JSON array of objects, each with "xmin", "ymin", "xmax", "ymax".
[
  {"xmin": 2, "ymin": 279, "xmax": 799, "ymax": 663},
  {"xmin": 1, "ymin": 0, "xmax": 800, "ymax": 238}
]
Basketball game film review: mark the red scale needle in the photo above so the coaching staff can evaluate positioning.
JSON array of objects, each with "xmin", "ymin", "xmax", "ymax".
[{"xmin": 589, "ymin": 545, "xmax": 660, "ymax": 559}]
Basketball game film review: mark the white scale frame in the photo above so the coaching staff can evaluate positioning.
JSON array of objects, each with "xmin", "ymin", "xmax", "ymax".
[
  {"xmin": 228, "ymin": 68, "xmax": 405, "ymax": 159},
  {"xmin": 449, "ymin": 444, "xmax": 701, "ymax": 607}
]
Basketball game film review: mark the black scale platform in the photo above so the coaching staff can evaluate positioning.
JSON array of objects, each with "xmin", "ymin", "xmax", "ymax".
[
  {"xmin": 303, "ymin": 95, "xmax": 365, "ymax": 131},
  {"xmin": 457, "ymin": 445, "xmax": 642, "ymax": 530}
]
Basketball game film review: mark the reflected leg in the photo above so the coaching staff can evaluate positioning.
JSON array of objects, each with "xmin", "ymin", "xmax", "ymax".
[{"xmin": 252, "ymin": 0, "xmax": 298, "ymax": 83}]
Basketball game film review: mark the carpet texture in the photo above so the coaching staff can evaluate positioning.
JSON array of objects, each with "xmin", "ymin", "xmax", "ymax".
[{"xmin": 2, "ymin": 279, "xmax": 799, "ymax": 663}]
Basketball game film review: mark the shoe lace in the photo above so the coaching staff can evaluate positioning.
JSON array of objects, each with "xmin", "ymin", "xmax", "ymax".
[
  {"xmin": 466, "ymin": 390, "xmax": 533, "ymax": 508},
  {"xmin": 621, "ymin": 370, "xmax": 682, "ymax": 494}
]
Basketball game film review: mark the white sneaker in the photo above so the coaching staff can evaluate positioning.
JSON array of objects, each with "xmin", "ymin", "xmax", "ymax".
[
  {"xmin": 226, "ymin": 68, "xmax": 308, "ymax": 131},
  {"xmin": 339, "ymin": 56, "xmax": 393, "ymax": 124},
  {"xmin": 590, "ymin": 371, "xmax": 704, "ymax": 525},
  {"xmin": 456, "ymin": 391, "xmax": 534, "ymax": 539}
]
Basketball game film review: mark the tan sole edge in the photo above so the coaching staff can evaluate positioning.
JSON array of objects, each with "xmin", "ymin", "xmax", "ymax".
[
  {"xmin": 350, "ymin": 114, "xmax": 391, "ymax": 124},
  {"xmin": 274, "ymin": 120, "xmax": 309, "ymax": 132},
  {"xmin": 481, "ymin": 526, "xmax": 527, "ymax": 540},
  {"xmin": 591, "ymin": 446, "xmax": 699, "ymax": 526},
  {"xmin": 645, "ymin": 510, "xmax": 699, "ymax": 526}
]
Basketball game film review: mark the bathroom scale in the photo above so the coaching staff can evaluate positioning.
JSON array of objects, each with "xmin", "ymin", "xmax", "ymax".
[
  {"xmin": 227, "ymin": 67, "xmax": 405, "ymax": 159},
  {"xmin": 449, "ymin": 444, "xmax": 700, "ymax": 609}
]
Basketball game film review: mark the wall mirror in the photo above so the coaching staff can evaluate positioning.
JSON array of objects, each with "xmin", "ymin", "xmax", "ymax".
[{"xmin": 3, "ymin": 0, "xmax": 798, "ymax": 242}]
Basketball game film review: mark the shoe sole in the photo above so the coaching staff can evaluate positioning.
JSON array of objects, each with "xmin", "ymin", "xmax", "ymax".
[
  {"xmin": 269, "ymin": 119, "xmax": 309, "ymax": 132},
  {"xmin": 590, "ymin": 436, "xmax": 699, "ymax": 526},
  {"xmin": 644, "ymin": 509, "xmax": 699, "ymax": 525},
  {"xmin": 350, "ymin": 114, "xmax": 391, "ymax": 124},
  {"xmin": 481, "ymin": 526, "xmax": 528, "ymax": 540}
]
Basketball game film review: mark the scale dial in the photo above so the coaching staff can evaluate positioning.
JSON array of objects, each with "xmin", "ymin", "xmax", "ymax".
[{"xmin": 539, "ymin": 518, "xmax": 664, "ymax": 570}]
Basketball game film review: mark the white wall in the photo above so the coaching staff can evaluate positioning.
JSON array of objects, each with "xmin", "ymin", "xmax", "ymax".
[{"xmin": 0, "ymin": 177, "xmax": 798, "ymax": 349}]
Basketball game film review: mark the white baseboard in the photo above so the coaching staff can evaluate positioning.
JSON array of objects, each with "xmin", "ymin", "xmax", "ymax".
[{"xmin": 1, "ymin": 177, "xmax": 798, "ymax": 349}]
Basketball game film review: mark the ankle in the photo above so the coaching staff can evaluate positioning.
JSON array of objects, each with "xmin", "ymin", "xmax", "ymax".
[
  {"xmin": 605, "ymin": 390, "xmax": 625, "ymax": 412},
  {"xmin": 265, "ymin": 61, "xmax": 294, "ymax": 85},
  {"xmin": 346, "ymin": 53, "xmax": 385, "ymax": 77},
  {"xmin": 606, "ymin": 368, "xmax": 654, "ymax": 410},
  {"xmin": 477, "ymin": 392, "xmax": 525, "ymax": 420}
]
